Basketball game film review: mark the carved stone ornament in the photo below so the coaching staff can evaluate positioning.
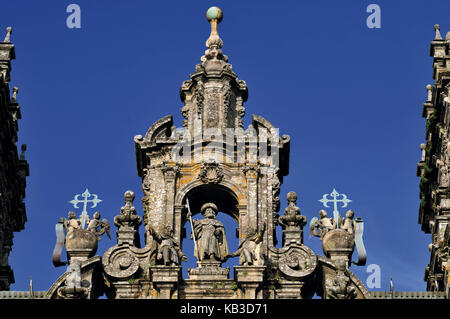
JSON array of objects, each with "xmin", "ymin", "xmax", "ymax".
[
  {"xmin": 198, "ymin": 161, "xmax": 224, "ymax": 184},
  {"xmin": 325, "ymin": 260, "xmax": 357, "ymax": 299},
  {"xmin": 278, "ymin": 245, "xmax": 316, "ymax": 279},
  {"xmin": 161, "ymin": 162, "xmax": 180, "ymax": 179},
  {"xmin": 195, "ymin": 81, "xmax": 204, "ymax": 116},
  {"xmin": 102, "ymin": 245, "xmax": 140, "ymax": 280}
]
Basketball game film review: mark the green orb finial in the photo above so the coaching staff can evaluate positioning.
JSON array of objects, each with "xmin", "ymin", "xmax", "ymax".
[{"xmin": 206, "ymin": 6, "xmax": 223, "ymax": 23}]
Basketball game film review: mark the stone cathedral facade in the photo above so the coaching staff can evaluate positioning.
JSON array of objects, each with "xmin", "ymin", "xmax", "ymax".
[{"xmin": 44, "ymin": 7, "xmax": 370, "ymax": 299}]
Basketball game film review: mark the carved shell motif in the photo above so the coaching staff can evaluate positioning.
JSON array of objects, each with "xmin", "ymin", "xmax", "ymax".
[{"xmin": 198, "ymin": 161, "xmax": 224, "ymax": 184}]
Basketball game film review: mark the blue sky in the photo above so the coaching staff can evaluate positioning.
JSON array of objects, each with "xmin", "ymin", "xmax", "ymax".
[{"xmin": 1, "ymin": 0, "xmax": 447, "ymax": 293}]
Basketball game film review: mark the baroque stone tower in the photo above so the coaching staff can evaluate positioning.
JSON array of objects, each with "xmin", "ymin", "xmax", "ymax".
[
  {"xmin": 47, "ymin": 7, "xmax": 369, "ymax": 299},
  {"xmin": 418, "ymin": 24, "xmax": 450, "ymax": 297},
  {"xmin": 0, "ymin": 27, "xmax": 29, "ymax": 291}
]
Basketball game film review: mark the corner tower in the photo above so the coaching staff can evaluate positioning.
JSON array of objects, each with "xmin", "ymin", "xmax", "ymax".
[{"xmin": 418, "ymin": 24, "xmax": 450, "ymax": 297}]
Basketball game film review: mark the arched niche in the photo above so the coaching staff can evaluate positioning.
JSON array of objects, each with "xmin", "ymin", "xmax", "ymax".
[
  {"xmin": 176, "ymin": 183, "xmax": 242, "ymax": 278},
  {"xmin": 182, "ymin": 184, "xmax": 239, "ymax": 221},
  {"xmin": 173, "ymin": 180, "xmax": 247, "ymax": 249}
]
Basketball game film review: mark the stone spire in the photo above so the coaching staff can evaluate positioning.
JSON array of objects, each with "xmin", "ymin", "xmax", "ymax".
[
  {"xmin": 202, "ymin": 7, "xmax": 225, "ymax": 62},
  {"xmin": 180, "ymin": 7, "xmax": 248, "ymax": 138}
]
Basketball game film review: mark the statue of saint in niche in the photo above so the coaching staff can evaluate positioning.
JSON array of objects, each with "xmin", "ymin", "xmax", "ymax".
[{"xmin": 187, "ymin": 202, "xmax": 229, "ymax": 262}]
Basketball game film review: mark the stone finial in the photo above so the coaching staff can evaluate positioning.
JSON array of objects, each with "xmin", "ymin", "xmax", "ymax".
[
  {"xmin": 3, "ymin": 27, "xmax": 12, "ymax": 43},
  {"xmin": 286, "ymin": 191, "xmax": 297, "ymax": 203},
  {"xmin": 114, "ymin": 190, "xmax": 142, "ymax": 228},
  {"xmin": 12, "ymin": 86, "xmax": 18, "ymax": 101},
  {"xmin": 434, "ymin": 24, "xmax": 442, "ymax": 40},
  {"xmin": 446, "ymin": 31, "xmax": 450, "ymax": 41},
  {"xmin": 277, "ymin": 191, "xmax": 307, "ymax": 246},
  {"xmin": 205, "ymin": 6, "xmax": 223, "ymax": 49},
  {"xmin": 426, "ymin": 84, "xmax": 432, "ymax": 102}
]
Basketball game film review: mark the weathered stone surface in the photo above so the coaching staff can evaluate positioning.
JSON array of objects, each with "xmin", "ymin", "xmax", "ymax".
[{"xmin": 417, "ymin": 24, "xmax": 450, "ymax": 296}]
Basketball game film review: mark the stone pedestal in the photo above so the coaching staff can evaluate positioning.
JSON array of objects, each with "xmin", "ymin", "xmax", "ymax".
[
  {"xmin": 282, "ymin": 229, "xmax": 303, "ymax": 246},
  {"xmin": 116, "ymin": 226, "xmax": 138, "ymax": 246},
  {"xmin": 150, "ymin": 266, "xmax": 181, "ymax": 299},
  {"xmin": 188, "ymin": 261, "xmax": 229, "ymax": 280},
  {"xmin": 275, "ymin": 281, "xmax": 305, "ymax": 299},
  {"xmin": 66, "ymin": 248, "xmax": 95, "ymax": 263},
  {"xmin": 111, "ymin": 281, "xmax": 142, "ymax": 299},
  {"xmin": 234, "ymin": 266, "xmax": 265, "ymax": 299}
]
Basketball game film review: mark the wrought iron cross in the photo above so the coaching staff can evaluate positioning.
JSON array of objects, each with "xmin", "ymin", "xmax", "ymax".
[
  {"xmin": 318, "ymin": 188, "xmax": 352, "ymax": 228},
  {"xmin": 69, "ymin": 188, "xmax": 102, "ymax": 229}
]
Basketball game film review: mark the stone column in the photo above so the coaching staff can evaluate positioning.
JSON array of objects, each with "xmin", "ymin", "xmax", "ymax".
[
  {"xmin": 161, "ymin": 163, "xmax": 180, "ymax": 230},
  {"xmin": 244, "ymin": 165, "xmax": 259, "ymax": 231}
]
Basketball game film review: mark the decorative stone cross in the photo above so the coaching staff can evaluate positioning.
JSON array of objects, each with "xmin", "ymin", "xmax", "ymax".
[
  {"xmin": 69, "ymin": 189, "xmax": 102, "ymax": 229},
  {"xmin": 318, "ymin": 188, "xmax": 352, "ymax": 228}
]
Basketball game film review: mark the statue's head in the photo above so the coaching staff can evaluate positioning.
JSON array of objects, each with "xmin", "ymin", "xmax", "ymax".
[
  {"xmin": 319, "ymin": 209, "xmax": 328, "ymax": 218},
  {"xmin": 345, "ymin": 210, "xmax": 354, "ymax": 219},
  {"xmin": 124, "ymin": 190, "xmax": 135, "ymax": 203},
  {"xmin": 162, "ymin": 225, "xmax": 173, "ymax": 236},
  {"xmin": 201, "ymin": 202, "xmax": 218, "ymax": 218},
  {"xmin": 93, "ymin": 212, "xmax": 100, "ymax": 219},
  {"xmin": 68, "ymin": 211, "xmax": 76, "ymax": 219}
]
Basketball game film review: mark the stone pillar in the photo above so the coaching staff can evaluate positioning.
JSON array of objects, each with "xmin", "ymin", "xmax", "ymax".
[
  {"xmin": 244, "ymin": 165, "xmax": 259, "ymax": 231},
  {"xmin": 234, "ymin": 266, "xmax": 265, "ymax": 299},
  {"xmin": 161, "ymin": 163, "xmax": 180, "ymax": 229},
  {"xmin": 174, "ymin": 204, "xmax": 184, "ymax": 244},
  {"xmin": 150, "ymin": 266, "xmax": 181, "ymax": 299}
]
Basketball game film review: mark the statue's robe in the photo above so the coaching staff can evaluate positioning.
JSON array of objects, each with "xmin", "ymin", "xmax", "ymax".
[{"xmin": 192, "ymin": 218, "xmax": 229, "ymax": 261}]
